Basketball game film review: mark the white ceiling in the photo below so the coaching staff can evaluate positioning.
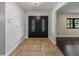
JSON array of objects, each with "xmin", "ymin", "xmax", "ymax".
[
  {"xmin": 57, "ymin": 2, "xmax": 79, "ymax": 13},
  {"xmin": 18, "ymin": 2, "xmax": 58, "ymax": 11}
]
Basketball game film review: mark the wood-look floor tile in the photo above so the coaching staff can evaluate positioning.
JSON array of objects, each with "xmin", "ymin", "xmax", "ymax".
[
  {"xmin": 29, "ymin": 51, "xmax": 42, "ymax": 56},
  {"xmin": 10, "ymin": 38, "xmax": 63, "ymax": 56}
]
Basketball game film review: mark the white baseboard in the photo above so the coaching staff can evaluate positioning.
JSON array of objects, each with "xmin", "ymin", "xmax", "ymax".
[
  {"xmin": 5, "ymin": 37, "xmax": 25, "ymax": 56},
  {"xmin": 57, "ymin": 35, "xmax": 79, "ymax": 37},
  {"xmin": 24, "ymin": 36, "xmax": 28, "ymax": 39},
  {"xmin": 49, "ymin": 36, "xmax": 56, "ymax": 45}
]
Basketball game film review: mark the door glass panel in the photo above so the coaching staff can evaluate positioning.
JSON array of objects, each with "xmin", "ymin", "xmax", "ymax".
[
  {"xmin": 42, "ymin": 19, "xmax": 45, "ymax": 32},
  {"xmin": 32, "ymin": 19, "xmax": 35, "ymax": 32}
]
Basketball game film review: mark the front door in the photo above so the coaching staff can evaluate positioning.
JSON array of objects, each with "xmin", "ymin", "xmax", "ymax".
[{"xmin": 28, "ymin": 16, "xmax": 48, "ymax": 37}]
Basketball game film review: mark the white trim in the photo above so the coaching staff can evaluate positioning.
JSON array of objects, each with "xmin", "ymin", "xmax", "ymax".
[
  {"xmin": 57, "ymin": 35, "xmax": 79, "ymax": 37},
  {"xmin": 24, "ymin": 36, "xmax": 28, "ymax": 39},
  {"xmin": 49, "ymin": 36, "xmax": 56, "ymax": 45},
  {"xmin": 5, "ymin": 37, "xmax": 25, "ymax": 56}
]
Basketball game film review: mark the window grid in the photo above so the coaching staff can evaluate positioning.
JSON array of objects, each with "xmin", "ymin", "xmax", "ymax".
[{"xmin": 67, "ymin": 18, "xmax": 79, "ymax": 29}]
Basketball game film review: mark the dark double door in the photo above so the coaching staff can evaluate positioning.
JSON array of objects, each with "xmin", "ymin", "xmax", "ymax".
[{"xmin": 28, "ymin": 16, "xmax": 48, "ymax": 37}]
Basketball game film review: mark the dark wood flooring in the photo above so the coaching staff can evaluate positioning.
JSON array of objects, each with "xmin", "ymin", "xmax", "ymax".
[{"xmin": 56, "ymin": 37, "xmax": 79, "ymax": 56}]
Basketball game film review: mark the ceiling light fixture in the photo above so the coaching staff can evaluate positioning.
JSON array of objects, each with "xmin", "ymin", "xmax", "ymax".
[{"xmin": 32, "ymin": 0, "xmax": 39, "ymax": 6}]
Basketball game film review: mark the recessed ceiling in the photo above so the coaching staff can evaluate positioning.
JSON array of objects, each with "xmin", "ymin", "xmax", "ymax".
[
  {"xmin": 18, "ymin": 2, "xmax": 58, "ymax": 11},
  {"xmin": 57, "ymin": 2, "xmax": 79, "ymax": 13}
]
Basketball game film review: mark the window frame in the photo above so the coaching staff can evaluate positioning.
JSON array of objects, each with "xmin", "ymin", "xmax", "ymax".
[{"xmin": 67, "ymin": 18, "xmax": 79, "ymax": 29}]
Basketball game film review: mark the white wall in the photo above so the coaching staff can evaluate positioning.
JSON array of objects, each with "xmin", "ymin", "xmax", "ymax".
[
  {"xmin": 57, "ymin": 13, "xmax": 79, "ymax": 37},
  {"xmin": 5, "ymin": 2, "xmax": 25, "ymax": 55},
  {"xmin": 24, "ymin": 11, "xmax": 50, "ymax": 38},
  {"xmin": 0, "ymin": 2, "xmax": 5, "ymax": 55},
  {"xmin": 50, "ymin": 2, "xmax": 67, "ymax": 42}
]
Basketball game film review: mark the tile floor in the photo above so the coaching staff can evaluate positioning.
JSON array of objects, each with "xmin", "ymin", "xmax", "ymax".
[{"xmin": 10, "ymin": 38, "xmax": 63, "ymax": 56}]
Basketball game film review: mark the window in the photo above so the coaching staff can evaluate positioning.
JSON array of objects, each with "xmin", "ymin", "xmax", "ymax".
[{"xmin": 67, "ymin": 18, "xmax": 79, "ymax": 29}]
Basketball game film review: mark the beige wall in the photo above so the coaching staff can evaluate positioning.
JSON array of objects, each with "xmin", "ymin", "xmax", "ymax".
[{"xmin": 57, "ymin": 13, "xmax": 79, "ymax": 37}]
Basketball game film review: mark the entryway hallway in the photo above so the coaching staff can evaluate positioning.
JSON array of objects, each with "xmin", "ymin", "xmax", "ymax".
[
  {"xmin": 10, "ymin": 38, "xmax": 63, "ymax": 56},
  {"xmin": 0, "ymin": 2, "xmax": 69, "ymax": 56}
]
